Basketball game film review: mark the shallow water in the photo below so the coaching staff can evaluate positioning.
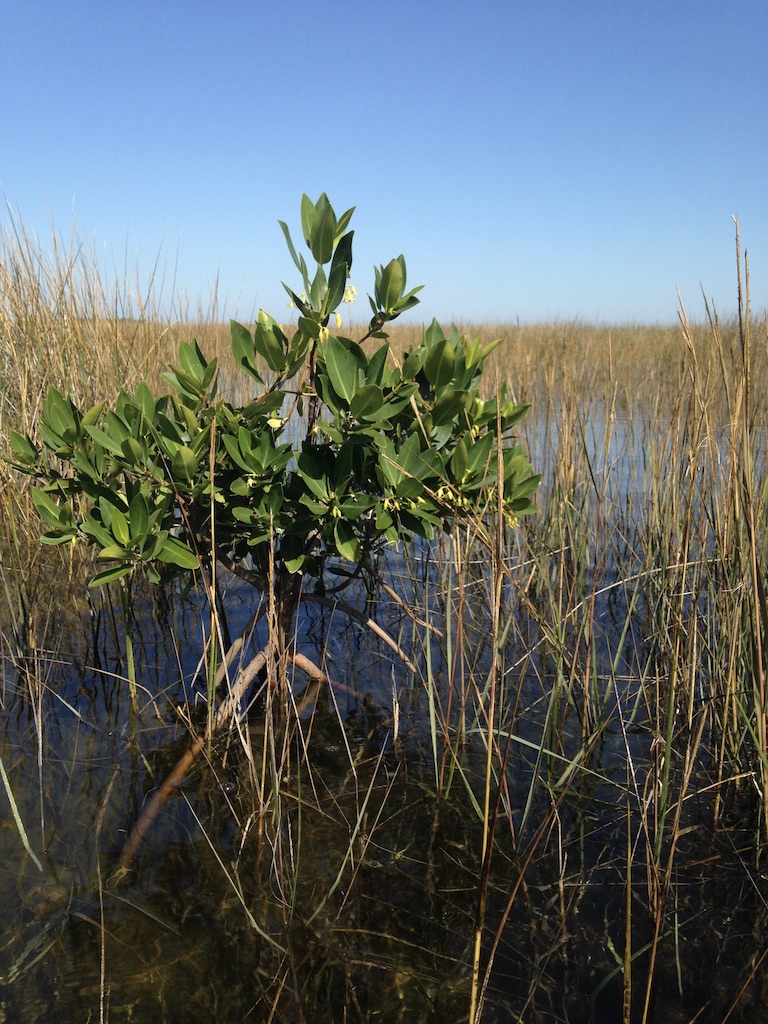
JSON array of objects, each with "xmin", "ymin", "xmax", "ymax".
[{"xmin": 2, "ymin": 404, "xmax": 768, "ymax": 1021}]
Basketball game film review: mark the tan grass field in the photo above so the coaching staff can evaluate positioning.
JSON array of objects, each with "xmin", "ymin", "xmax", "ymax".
[{"xmin": 2, "ymin": 215, "xmax": 768, "ymax": 1021}]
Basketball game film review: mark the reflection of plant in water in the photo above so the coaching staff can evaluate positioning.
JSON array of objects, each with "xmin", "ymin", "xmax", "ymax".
[
  {"xmin": 7, "ymin": 195, "xmax": 538, "ymax": 868},
  {"xmin": 6, "ymin": 206, "xmax": 767, "ymax": 1023}
]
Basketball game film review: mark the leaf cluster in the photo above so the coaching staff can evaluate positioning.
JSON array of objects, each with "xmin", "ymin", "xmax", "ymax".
[{"xmin": 8, "ymin": 195, "xmax": 539, "ymax": 594}]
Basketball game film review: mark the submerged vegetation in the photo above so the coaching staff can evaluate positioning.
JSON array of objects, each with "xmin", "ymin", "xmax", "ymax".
[{"xmin": 1, "ymin": 203, "xmax": 768, "ymax": 1023}]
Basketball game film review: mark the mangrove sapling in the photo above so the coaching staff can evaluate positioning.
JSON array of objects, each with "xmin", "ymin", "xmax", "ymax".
[{"xmin": 7, "ymin": 193, "xmax": 539, "ymax": 866}]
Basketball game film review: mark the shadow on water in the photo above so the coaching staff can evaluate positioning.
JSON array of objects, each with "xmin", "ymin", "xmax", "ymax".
[
  {"xmin": 2, "ymin": 408, "xmax": 768, "ymax": 1021},
  {"xmin": 0, "ymin": 609, "xmax": 479, "ymax": 1022}
]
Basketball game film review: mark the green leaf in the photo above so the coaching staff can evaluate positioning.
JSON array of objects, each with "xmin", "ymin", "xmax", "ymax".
[
  {"xmin": 98, "ymin": 491, "xmax": 129, "ymax": 517},
  {"xmin": 129, "ymin": 492, "xmax": 149, "ymax": 541},
  {"xmin": 334, "ymin": 206, "xmax": 355, "ymax": 242},
  {"xmin": 70, "ymin": 450, "xmax": 102, "ymax": 483},
  {"xmin": 300, "ymin": 494, "xmax": 328, "ymax": 516},
  {"xmin": 300, "ymin": 193, "xmax": 316, "ymax": 248},
  {"xmin": 334, "ymin": 519, "xmax": 361, "ymax": 563},
  {"xmin": 155, "ymin": 413, "xmax": 183, "ymax": 446},
  {"xmin": 133, "ymin": 383, "xmax": 155, "ymax": 421},
  {"xmin": 424, "ymin": 319, "xmax": 446, "ymax": 348},
  {"xmin": 82, "ymin": 516, "xmax": 113, "ymax": 548},
  {"xmin": 297, "ymin": 451, "xmax": 330, "ymax": 501},
  {"xmin": 40, "ymin": 531, "xmax": 76, "ymax": 546},
  {"xmin": 241, "ymin": 391, "xmax": 285, "ymax": 422},
  {"xmin": 401, "ymin": 350, "xmax": 423, "ymax": 380},
  {"xmin": 110, "ymin": 509, "xmax": 130, "ymax": 547},
  {"xmin": 307, "ymin": 264, "xmax": 327, "ymax": 310},
  {"xmin": 378, "ymin": 258, "xmax": 404, "ymax": 311},
  {"xmin": 222, "ymin": 435, "xmax": 252, "ymax": 473},
  {"xmin": 230, "ymin": 320, "xmax": 264, "ymax": 384},
  {"xmin": 464, "ymin": 433, "xmax": 495, "ymax": 478},
  {"xmin": 278, "ymin": 219, "xmax": 302, "ymax": 274},
  {"xmin": 431, "ymin": 390, "xmax": 466, "ymax": 426},
  {"xmin": 378, "ymin": 386, "xmax": 418, "ymax": 420},
  {"xmin": 350, "ymin": 385, "xmax": 384, "ymax": 420},
  {"xmin": 466, "ymin": 336, "xmax": 502, "ymax": 368},
  {"xmin": 172, "ymin": 446, "xmax": 199, "ymax": 481},
  {"xmin": 284, "ymin": 329, "xmax": 312, "ymax": 378},
  {"xmin": 395, "ymin": 477, "xmax": 425, "ymax": 500},
  {"xmin": 324, "ymin": 335, "xmax": 360, "ymax": 404},
  {"xmin": 254, "ymin": 320, "xmax": 287, "ymax": 373},
  {"xmin": 309, "ymin": 200, "xmax": 336, "ymax": 265},
  {"xmin": 178, "ymin": 339, "xmax": 208, "ymax": 381},
  {"xmin": 98, "ymin": 544, "xmax": 132, "ymax": 561},
  {"xmin": 339, "ymin": 495, "xmax": 376, "ymax": 518},
  {"xmin": 104, "ymin": 407, "xmax": 132, "ymax": 444},
  {"xmin": 283, "ymin": 285, "xmax": 310, "ymax": 316},
  {"xmin": 423, "ymin": 338, "xmax": 455, "ymax": 387},
  {"xmin": 230, "ymin": 477, "xmax": 251, "ymax": 496},
  {"xmin": 88, "ymin": 564, "xmax": 133, "ymax": 588},
  {"xmin": 31, "ymin": 488, "xmax": 65, "ymax": 529},
  {"xmin": 325, "ymin": 230, "xmax": 354, "ymax": 313},
  {"xmin": 158, "ymin": 536, "xmax": 200, "ymax": 569},
  {"xmin": 392, "ymin": 286, "xmax": 423, "ymax": 315},
  {"xmin": 500, "ymin": 401, "xmax": 531, "ymax": 431},
  {"xmin": 43, "ymin": 388, "xmax": 78, "ymax": 443},
  {"xmin": 325, "ymin": 260, "xmax": 347, "ymax": 315},
  {"xmin": 366, "ymin": 342, "xmax": 390, "ymax": 386},
  {"xmin": 232, "ymin": 504, "xmax": 254, "ymax": 522},
  {"xmin": 451, "ymin": 438, "xmax": 467, "ymax": 482},
  {"xmin": 8, "ymin": 431, "xmax": 38, "ymax": 467},
  {"xmin": 281, "ymin": 532, "xmax": 307, "ymax": 574},
  {"xmin": 161, "ymin": 367, "xmax": 205, "ymax": 400},
  {"xmin": 121, "ymin": 437, "xmax": 144, "ymax": 465},
  {"xmin": 375, "ymin": 503, "xmax": 394, "ymax": 532},
  {"xmin": 330, "ymin": 229, "xmax": 353, "ymax": 278},
  {"xmin": 81, "ymin": 401, "xmax": 106, "ymax": 429},
  {"xmin": 261, "ymin": 486, "xmax": 283, "ymax": 516}
]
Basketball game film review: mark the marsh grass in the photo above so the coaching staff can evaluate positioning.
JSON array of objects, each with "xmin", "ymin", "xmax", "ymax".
[{"xmin": 2, "ymin": 214, "xmax": 768, "ymax": 1021}]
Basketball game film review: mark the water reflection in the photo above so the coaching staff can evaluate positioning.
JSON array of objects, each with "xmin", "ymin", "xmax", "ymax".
[{"xmin": 2, "ymin": 400, "xmax": 768, "ymax": 1021}]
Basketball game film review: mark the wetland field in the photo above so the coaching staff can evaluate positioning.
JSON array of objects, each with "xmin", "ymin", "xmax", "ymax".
[{"xmin": 1, "ymin": 223, "xmax": 768, "ymax": 1022}]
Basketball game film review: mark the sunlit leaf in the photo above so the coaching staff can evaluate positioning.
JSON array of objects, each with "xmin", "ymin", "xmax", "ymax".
[
  {"xmin": 98, "ymin": 544, "xmax": 132, "ymax": 561},
  {"xmin": 334, "ymin": 519, "xmax": 361, "ymax": 563},
  {"xmin": 81, "ymin": 401, "xmax": 105, "ymax": 429},
  {"xmin": 309, "ymin": 198, "xmax": 335, "ymax": 264},
  {"xmin": 230, "ymin": 320, "xmax": 264, "ymax": 384},
  {"xmin": 158, "ymin": 536, "xmax": 200, "ymax": 569},
  {"xmin": 88, "ymin": 564, "xmax": 134, "ymax": 588},
  {"xmin": 254, "ymin": 321, "xmax": 287, "ymax": 373},
  {"xmin": 300, "ymin": 193, "xmax": 316, "ymax": 247},
  {"xmin": 401, "ymin": 350, "xmax": 423, "ymax": 380},
  {"xmin": 40, "ymin": 531, "xmax": 76, "ymax": 546},
  {"xmin": 178, "ymin": 340, "xmax": 208, "ymax": 381},
  {"xmin": 324, "ymin": 335, "xmax": 360, "ymax": 404},
  {"xmin": 110, "ymin": 509, "xmax": 130, "ymax": 547},
  {"xmin": 423, "ymin": 338, "xmax": 455, "ymax": 387},
  {"xmin": 84, "ymin": 424, "xmax": 125, "ymax": 457},
  {"xmin": 378, "ymin": 258, "xmax": 403, "ymax": 311},
  {"xmin": 133, "ymin": 383, "xmax": 155, "ymax": 421},
  {"xmin": 8, "ymin": 431, "xmax": 38, "ymax": 467}
]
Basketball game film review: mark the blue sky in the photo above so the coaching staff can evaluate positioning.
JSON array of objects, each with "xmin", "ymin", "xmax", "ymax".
[{"xmin": 2, "ymin": 0, "xmax": 766, "ymax": 324}]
